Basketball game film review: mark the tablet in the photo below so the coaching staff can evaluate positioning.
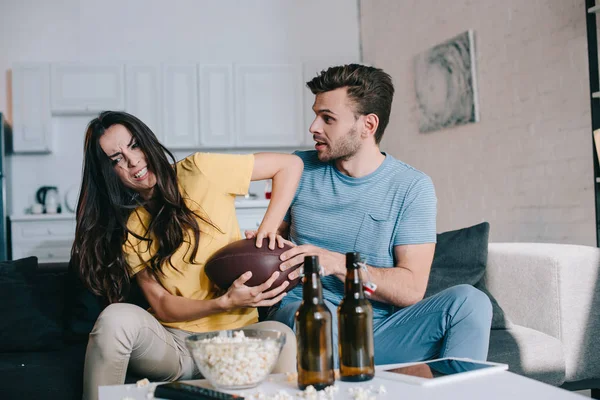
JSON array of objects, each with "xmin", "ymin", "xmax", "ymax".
[{"xmin": 376, "ymin": 357, "xmax": 508, "ymax": 386}]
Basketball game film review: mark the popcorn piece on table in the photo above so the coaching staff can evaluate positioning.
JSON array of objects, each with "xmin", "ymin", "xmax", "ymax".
[{"xmin": 136, "ymin": 378, "xmax": 150, "ymax": 388}]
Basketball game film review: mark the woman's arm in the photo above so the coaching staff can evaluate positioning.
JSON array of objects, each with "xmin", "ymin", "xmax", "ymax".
[
  {"xmin": 136, "ymin": 267, "xmax": 288, "ymax": 323},
  {"xmin": 251, "ymin": 153, "xmax": 303, "ymax": 248}
]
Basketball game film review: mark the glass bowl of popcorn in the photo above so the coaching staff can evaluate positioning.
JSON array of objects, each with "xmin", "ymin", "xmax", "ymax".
[{"xmin": 185, "ymin": 329, "xmax": 286, "ymax": 390}]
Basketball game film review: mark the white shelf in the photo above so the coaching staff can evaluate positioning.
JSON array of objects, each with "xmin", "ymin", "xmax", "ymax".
[
  {"xmin": 589, "ymin": 5, "xmax": 600, "ymax": 13},
  {"xmin": 10, "ymin": 213, "xmax": 76, "ymax": 222},
  {"xmin": 593, "ymin": 91, "xmax": 600, "ymax": 98},
  {"xmin": 235, "ymin": 199, "xmax": 270, "ymax": 208}
]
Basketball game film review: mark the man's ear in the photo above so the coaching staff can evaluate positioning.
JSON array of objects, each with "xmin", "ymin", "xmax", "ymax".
[{"xmin": 361, "ymin": 113, "xmax": 379, "ymax": 139}]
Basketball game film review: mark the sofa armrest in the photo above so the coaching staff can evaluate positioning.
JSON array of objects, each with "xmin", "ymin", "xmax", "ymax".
[{"xmin": 486, "ymin": 242, "xmax": 600, "ymax": 381}]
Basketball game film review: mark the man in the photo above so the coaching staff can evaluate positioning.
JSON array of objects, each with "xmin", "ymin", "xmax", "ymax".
[{"xmin": 252, "ymin": 64, "xmax": 492, "ymax": 364}]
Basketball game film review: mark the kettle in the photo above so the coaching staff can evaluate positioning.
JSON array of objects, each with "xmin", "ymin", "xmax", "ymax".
[{"xmin": 36, "ymin": 186, "xmax": 61, "ymax": 214}]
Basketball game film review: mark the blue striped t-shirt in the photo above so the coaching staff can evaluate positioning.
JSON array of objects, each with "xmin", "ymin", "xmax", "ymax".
[{"xmin": 281, "ymin": 150, "xmax": 437, "ymax": 317}]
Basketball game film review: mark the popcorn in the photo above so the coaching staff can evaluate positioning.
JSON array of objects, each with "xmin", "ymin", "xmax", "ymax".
[
  {"xmin": 347, "ymin": 385, "xmax": 386, "ymax": 400},
  {"xmin": 348, "ymin": 387, "xmax": 376, "ymax": 400},
  {"xmin": 246, "ymin": 384, "xmax": 339, "ymax": 400},
  {"xmin": 190, "ymin": 331, "xmax": 280, "ymax": 388},
  {"xmin": 136, "ymin": 378, "xmax": 150, "ymax": 388},
  {"xmin": 285, "ymin": 372, "xmax": 298, "ymax": 383}
]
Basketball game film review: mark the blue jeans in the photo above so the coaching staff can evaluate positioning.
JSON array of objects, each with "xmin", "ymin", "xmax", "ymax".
[{"xmin": 268, "ymin": 284, "xmax": 492, "ymax": 366}]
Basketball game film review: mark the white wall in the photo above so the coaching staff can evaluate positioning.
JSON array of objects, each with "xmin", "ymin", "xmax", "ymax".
[
  {"xmin": 0, "ymin": 0, "xmax": 360, "ymax": 214},
  {"xmin": 360, "ymin": 0, "xmax": 595, "ymax": 245}
]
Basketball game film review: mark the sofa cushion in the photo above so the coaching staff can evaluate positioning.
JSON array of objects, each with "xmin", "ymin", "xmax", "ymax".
[
  {"xmin": 0, "ymin": 257, "xmax": 66, "ymax": 352},
  {"xmin": 424, "ymin": 222, "xmax": 511, "ymax": 329},
  {"xmin": 64, "ymin": 259, "xmax": 106, "ymax": 342},
  {"xmin": 64, "ymin": 259, "xmax": 150, "ymax": 342},
  {"xmin": 488, "ymin": 325, "xmax": 565, "ymax": 386},
  {"xmin": 0, "ymin": 342, "xmax": 87, "ymax": 400}
]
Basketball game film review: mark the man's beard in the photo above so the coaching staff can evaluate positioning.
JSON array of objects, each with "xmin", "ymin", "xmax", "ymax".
[{"xmin": 317, "ymin": 126, "xmax": 361, "ymax": 162}]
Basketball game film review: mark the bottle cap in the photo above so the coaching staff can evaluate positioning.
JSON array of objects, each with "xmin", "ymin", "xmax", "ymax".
[
  {"xmin": 345, "ymin": 252, "xmax": 361, "ymax": 269},
  {"xmin": 304, "ymin": 255, "xmax": 319, "ymax": 274}
]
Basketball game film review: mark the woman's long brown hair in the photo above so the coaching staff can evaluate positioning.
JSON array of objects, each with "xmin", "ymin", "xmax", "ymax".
[{"xmin": 71, "ymin": 111, "xmax": 204, "ymax": 303}]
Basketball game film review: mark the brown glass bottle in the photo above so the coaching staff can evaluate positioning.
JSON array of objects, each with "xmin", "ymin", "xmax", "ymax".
[
  {"xmin": 295, "ymin": 255, "xmax": 335, "ymax": 390},
  {"xmin": 337, "ymin": 252, "xmax": 375, "ymax": 382}
]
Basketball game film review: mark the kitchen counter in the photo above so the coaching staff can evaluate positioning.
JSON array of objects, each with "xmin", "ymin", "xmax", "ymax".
[
  {"xmin": 10, "ymin": 200, "xmax": 270, "ymax": 263},
  {"xmin": 10, "ymin": 200, "xmax": 269, "ymax": 222},
  {"xmin": 234, "ymin": 199, "xmax": 270, "ymax": 208},
  {"xmin": 10, "ymin": 213, "xmax": 76, "ymax": 222}
]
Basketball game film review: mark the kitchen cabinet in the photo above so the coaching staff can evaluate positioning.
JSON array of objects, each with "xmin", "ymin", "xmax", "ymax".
[
  {"xmin": 162, "ymin": 64, "xmax": 200, "ymax": 149},
  {"xmin": 235, "ymin": 64, "xmax": 304, "ymax": 148},
  {"xmin": 235, "ymin": 200, "xmax": 270, "ymax": 236},
  {"xmin": 198, "ymin": 64, "xmax": 235, "ymax": 148},
  {"xmin": 125, "ymin": 64, "xmax": 163, "ymax": 139},
  {"xmin": 50, "ymin": 64, "xmax": 125, "ymax": 114},
  {"xmin": 13, "ymin": 60, "xmax": 315, "ymax": 152},
  {"xmin": 10, "ymin": 215, "xmax": 76, "ymax": 263},
  {"xmin": 12, "ymin": 64, "xmax": 52, "ymax": 153},
  {"xmin": 9, "ymin": 201, "xmax": 268, "ymax": 262}
]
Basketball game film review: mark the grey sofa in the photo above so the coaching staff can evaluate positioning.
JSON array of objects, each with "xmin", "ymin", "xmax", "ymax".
[{"xmin": 485, "ymin": 243, "xmax": 600, "ymax": 397}]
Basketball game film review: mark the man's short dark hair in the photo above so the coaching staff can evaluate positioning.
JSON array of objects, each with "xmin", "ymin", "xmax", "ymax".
[{"xmin": 306, "ymin": 64, "xmax": 394, "ymax": 144}]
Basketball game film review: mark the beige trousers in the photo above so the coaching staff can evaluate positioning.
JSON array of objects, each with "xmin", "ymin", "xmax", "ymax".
[{"xmin": 82, "ymin": 303, "xmax": 297, "ymax": 400}]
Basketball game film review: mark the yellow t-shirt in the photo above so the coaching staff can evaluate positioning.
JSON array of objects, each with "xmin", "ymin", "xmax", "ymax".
[{"xmin": 123, "ymin": 152, "xmax": 258, "ymax": 332}]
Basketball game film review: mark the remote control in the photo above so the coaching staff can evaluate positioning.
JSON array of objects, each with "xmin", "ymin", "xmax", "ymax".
[{"xmin": 153, "ymin": 382, "xmax": 244, "ymax": 400}]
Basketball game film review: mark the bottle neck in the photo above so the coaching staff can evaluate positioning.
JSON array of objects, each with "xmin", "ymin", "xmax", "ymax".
[
  {"xmin": 345, "ymin": 267, "xmax": 365, "ymax": 300},
  {"xmin": 303, "ymin": 272, "xmax": 324, "ymax": 304}
]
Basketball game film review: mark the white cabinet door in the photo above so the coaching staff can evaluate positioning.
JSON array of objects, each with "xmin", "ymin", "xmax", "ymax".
[
  {"xmin": 162, "ymin": 64, "xmax": 200, "ymax": 149},
  {"xmin": 12, "ymin": 64, "xmax": 52, "ymax": 153},
  {"xmin": 235, "ymin": 64, "xmax": 304, "ymax": 148},
  {"xmin": 50, "ymin": 64, "xmax": 125, "ymax": 114},
  {"xmin": 10, "ymin": 219, "xmax": 76, "ymax": 263},
  {"xmin": 236, "ymin": 207, "xmax": 268, "ymax": 237},
  {"xmin": 125, "ymin": 64, "xmax": 163, "ymax": 140},
  {"xmin": 198, "ymin": 64, "xmax": 235, "ymax": 148}
]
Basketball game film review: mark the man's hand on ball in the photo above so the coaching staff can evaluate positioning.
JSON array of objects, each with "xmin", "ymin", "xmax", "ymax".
[
  {"xmin": 244, "ymin": 230, "xmax": 294, "ymax": 250},
  {"xmin": 222, "ymin": 270, "xmax": 289, "ymax": 309},
  {"xmin": 279, "ymin": 245, "xmax": 345, "ymax": 280}
]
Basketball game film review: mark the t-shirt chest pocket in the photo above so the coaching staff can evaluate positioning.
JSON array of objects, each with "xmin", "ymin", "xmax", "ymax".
[{"xmin": 353, "ymin": 213, "xmax": 395, "ymax": 261}]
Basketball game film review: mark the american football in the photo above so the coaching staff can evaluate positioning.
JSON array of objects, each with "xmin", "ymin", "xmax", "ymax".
[{"xmin": 205, "ymin": 238, "xmax": 301, "ymax": 292}]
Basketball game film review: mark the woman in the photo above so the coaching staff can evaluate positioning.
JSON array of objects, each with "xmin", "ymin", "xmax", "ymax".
[{"xmin": 72, "ymin": 111, "xmax": 303, "ymax": 400}]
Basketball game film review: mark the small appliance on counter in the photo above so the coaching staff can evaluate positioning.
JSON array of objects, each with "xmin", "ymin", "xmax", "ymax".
[{"xmin": 35, "ymin": 186, "xmax": 61, "ymax": 214}]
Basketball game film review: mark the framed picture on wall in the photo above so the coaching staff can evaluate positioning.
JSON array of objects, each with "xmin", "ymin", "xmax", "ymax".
[{"xmin": 414, "ymin": 30, "xmax": 480, "ymax": 133}]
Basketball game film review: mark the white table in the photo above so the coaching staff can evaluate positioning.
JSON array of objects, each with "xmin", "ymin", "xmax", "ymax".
[{"xmin": 100, "ymin": 368, "xmax": 584, "ymax": 400}]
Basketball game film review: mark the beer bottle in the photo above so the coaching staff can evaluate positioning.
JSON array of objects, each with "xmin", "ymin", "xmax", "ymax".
[
  {"xmin": 338, "ymin": 252, "xmax": 375, "ymax": 381},
  {"xmin": 295, "ymin": 255, "xmax": 335, "ymax": 390}
]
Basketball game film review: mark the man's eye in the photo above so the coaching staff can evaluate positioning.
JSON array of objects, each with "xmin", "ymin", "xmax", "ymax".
[{"xmin": 323, "ymin": 116, "xmax": 333, "ymax": 124}]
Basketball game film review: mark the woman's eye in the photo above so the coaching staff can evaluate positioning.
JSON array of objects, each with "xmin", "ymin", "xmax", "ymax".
[
  {"xmin": 131, "ymin": 142, "xmax": 139, "ymax": 149},
  {"xmin": 111, "ymin": 157, "xmax": 122, "ymax": 166}
]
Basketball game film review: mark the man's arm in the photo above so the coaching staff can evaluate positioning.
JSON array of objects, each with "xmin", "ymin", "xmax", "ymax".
[
  {"xmin": 344, "ymin": 243, "xmax": 434, "ymax": 306},
  {"xmin": 280, "ymin": 242, "xmax": 435, "ymax": 308}
]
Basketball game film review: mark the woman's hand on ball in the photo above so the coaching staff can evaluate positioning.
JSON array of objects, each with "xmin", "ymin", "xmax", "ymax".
[
  {"xmin": 244, "ymin": 230, "xmax": 294, "ymax": 250},
  {"xmin": 221, "ymin": 270, "xmax": 288, "ymax": 309}
]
